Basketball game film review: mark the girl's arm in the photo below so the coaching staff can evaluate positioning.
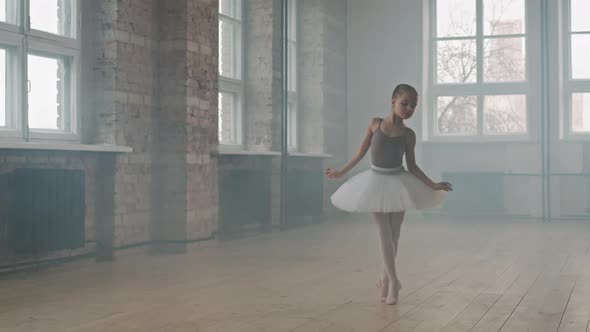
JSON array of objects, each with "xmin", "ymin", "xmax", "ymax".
[
  {"xmin": 405, "ymin": 129, "xmax": 453, "ymax": 191},
  {"xmin": 325, "ymin": 118, "xmax": 378, "ymax": 178}
]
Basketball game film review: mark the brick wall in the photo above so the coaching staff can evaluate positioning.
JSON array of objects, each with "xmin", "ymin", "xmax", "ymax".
[
  {"xmin": 0, "ymin": 0, "xmax": 220, "ymax": 266},
  {"xmin": 244, "ymin": 0, "xmax": 283, "ymax": 151},
  {"xmin": 217, "ymin": 0, "xmax": 349, "ymax": 231},
  {"xmin": 91, "ymin": 0, "xmax": 219, "ymax": 250},
  {"xmin": 152, "ymin": 0, "xmax": 188, "ymax": 246},
  {"xmin": 299, "ymin": 0, "xmax": 348, "ymax": 214},
  {"xmin": 321, "ymin": 0, "xmax": 349, "ymax": 215},
  {"xmin": 90, "ymin": 0, "xmax": 158, "ymax": 247},
  {"xmin": 299, "ymin": 0, "xmax": 325, "ymax": 155},
  {"xmin": 186, "ymin": 0, "xmax": 220, "ymax": 239},
  {"xmin": 154, "ymin": 0, "xmax": 219, "ymax": 246},
  {"xmin": 0, "ymin": 0, "xmax": 348, "ymax": 267},
  {"xmin": 298, "ymin": 0, "xmax": 348, "ymax": 154}
]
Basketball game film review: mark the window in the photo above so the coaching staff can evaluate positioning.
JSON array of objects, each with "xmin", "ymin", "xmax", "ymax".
[
  {"xmin": 287, "ymin": 0, "xmax": 297, "ymax": 150},
  {"xmin": 218, "ymin": 0, "xmax": 243, "ymax": 146},
  {"xmin": 565, "ymin": 0, "xmax": 590, "ymax": 133},
  {"xmin": 429, "ymin": 0, "xmax": 528, "ymax": 138},
  {"xmin": 218, "ymin": 89, "xmax": 240, "ymax": 145},
  {"xmin": 0, "ymin": 0, "xmax": 79, "ymax": 140}
]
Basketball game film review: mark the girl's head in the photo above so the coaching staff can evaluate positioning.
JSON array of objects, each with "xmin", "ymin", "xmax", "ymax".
[{"xmin": 391, "ymin": 84, "xmax": 418, "ymax": 120}]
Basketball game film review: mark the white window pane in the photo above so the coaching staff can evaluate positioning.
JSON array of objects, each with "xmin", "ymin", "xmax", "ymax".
[
  {"xmin": 219, "ymin": 20, "xmax": 237, "ymax": 79},
  {"xmin": 484, "ymin": 94, "xmax": 527, "ymax": 134},
  {"xmin": 484, "ymin": 37, "xmax": 525, "ymax": 82},
  {"xmin": 572, "ymin": 93, "xmax": 590, "ymax": 132},
  {"xmin": 219, "ymin": 91, "xmax": 237, "ymax": 144},
  {"xmin": 288, "ymin": 0, "xmax": 296, "ymax": 41},
  {"xmin": 0, "ymin": 0, "xmax": 18, "ymax": 25},
  {"xmin": 30, "ymin": 0, "xmax": 75, "ymax": 37},
  {"xmin": 219, "ymin": 0, "xmax": 233, "ymax": 16},
  {"xmin": 483, "ymin": 0, "xmax": 525, "ymax": 35},
  {"xmin": 571, "ymin": 0, "xmax": 590, "ymax": 32},
  {"xmin": 436, "ymin": 96, "xmax": 477, "ymax": 135},
  {"xmin": 28, "ymin": 54, "xmax": 70, "ymax": 131},
  {"xmin": 436, "ymin": 39, "xmax": 477, "ymax": 84},
  {"xmin": 220, "ymin": 0, "xmax": 240, "ymax": 19},
  {"xmin": 287, "ymin": 102, "xmax": 296, "ymax": 148},
  {"xmin": 571, "ymin": 34, "xmax": 590, "ymax": 79},
  {"xmin": 436, "ymin": 0, "xmax": 476, "ymax": 37},
  {"xmin": 0, "ymin": 48, "xmax": 16, "ymax": 129},
  {"xmin": 0, "ymin": 50, "xmax": 5, "ymax": 127},
  {"xmin": 0, "ymin": 0, "xmax": 5, "ymax": 22},
  {"xmin": 288, "ymin": 42, "xmax": 296, "ymax": 92}
]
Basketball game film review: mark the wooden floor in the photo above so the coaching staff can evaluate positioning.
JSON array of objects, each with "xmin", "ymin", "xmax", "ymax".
[{"xmin": 1, "ymin": 216, "xmax": 590, "ymax": 332}]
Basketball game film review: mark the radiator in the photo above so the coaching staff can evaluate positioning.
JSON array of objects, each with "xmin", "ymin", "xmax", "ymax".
[
  {"xmin": 286, "ymin": 169, "xmax": 324, "ymax": 217},
  {"xmin": 441, "ymin": 172, "xmax": 504, "ymax": 214},
  {"xmin": 220, "ymin": 169, "xmax": 272, "ymax": 229},
  {"xmin": 1, "ymin": 168, "xmax": 85, "ymax": 255}
]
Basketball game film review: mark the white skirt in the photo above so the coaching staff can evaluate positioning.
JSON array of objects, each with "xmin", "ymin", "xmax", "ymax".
[{"xmin": 330, "ymin": 165, "xmax": 447, "ymax": 213}]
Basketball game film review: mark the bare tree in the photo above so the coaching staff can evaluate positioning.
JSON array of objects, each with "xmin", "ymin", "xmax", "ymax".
[{"xmin": 436, "ymin": 0, "xmax": 525, "ymax": 135}]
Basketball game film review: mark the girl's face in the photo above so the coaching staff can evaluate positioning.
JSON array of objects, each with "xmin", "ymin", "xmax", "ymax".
[{"xmin": 392, "ymin": 92, "xmax": 418, "ymax": 120}]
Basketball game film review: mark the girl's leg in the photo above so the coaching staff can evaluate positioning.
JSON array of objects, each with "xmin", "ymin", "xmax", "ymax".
[
  {"xmin": 377, "ymin": 269, "xmax": 388, "ymax": 301},
  {"xmin": 390, "ymin": 212, "xmax": 404, "ymax": 254},
  {"xmin": 374, "ymin": 213, "xmax": 390, "ymax": 301},
  {"xmin": 389, "ymin": 212, "xmax": 405, "ymax": 301},
  {"xmin": 373, "ymin": 212, "xmax": 398, "ymax": 305}
]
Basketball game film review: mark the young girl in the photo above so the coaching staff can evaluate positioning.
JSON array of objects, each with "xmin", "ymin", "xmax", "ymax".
[{"xmin": 325, "ymin": 84, "xmax": 452, "ymax": 305}]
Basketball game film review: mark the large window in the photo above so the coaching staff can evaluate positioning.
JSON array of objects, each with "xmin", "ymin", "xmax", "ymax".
[
  {"xmin": 429, "ymin": 0, "xmax": 528, "ymax": 138},
  {"xmin": 565, "ymin": 0, "xmax": 590, "ymax": 133},
  {"xmin": 218, "ymin": 0, "xmax": 243, "ymax": 146},
  {"xmin": 287, "ymin": 0, "xmax": 297, "ymax": 150},
  {"xmin": 0, "ymin": 0, "xmax": 78, "ymax": 140}
]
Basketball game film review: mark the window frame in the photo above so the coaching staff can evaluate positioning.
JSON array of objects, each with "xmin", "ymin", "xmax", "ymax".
[
  {"xmin": 287, "ymin": 0, "xmax": 297, "ymax": 151},
  {"xmin": 0, "ymin": 0, "xmax": 80, "ymax": 142},
  {"xmin": 562, "ymin": 0, "xmax": 590, "ymax": 138},
  {"xmin": 218, "ymin": 0, "xmax": 244, "ymax": 148},
  {"xmin": 0, "ymin": 31, "xmax": 23, "ymax": 139},
  {"xmin": 426, "ymin": 0, "xmax": 536, "ymax": 142}
]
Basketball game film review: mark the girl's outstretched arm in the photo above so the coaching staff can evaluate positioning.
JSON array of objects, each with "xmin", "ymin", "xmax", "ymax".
[
  {"xmin": 405, "ymin": 129, "xmax": 453, "ymax": 191},
  {"xmin": 325, "ymin": 118, "xmax": 378, "ymax": 178}
]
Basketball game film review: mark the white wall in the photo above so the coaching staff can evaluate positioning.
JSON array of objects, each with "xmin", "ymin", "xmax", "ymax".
[
  {"xmin": 345, "ymin": 0, "xmax": 590, "ymax": 219},
  {"xmin": 346, "ymin": 0, "xmax": 424, "ymax": 171}
]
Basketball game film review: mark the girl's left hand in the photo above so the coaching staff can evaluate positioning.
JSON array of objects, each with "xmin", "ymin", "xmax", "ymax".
[
  {"xmin": 432, "ymin": 182, "xmax": 453, "ymax": 191},
  {"xmin": 325, "ymin": 168, "xmax": 343, "ymax": 179}
]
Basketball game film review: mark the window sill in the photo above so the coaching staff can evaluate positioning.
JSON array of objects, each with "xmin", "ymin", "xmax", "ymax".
[
  {"xmin": 422, "ymin": 136, "xmax": 535, "ymax": 144},
  {"xmin": 213, "ymin": 149, "xmax": 281, "ymax": 156},
  {"xmin": 0, "ymin": 142, "xmax": 133, "ymax": 153},
  {"xmin": 212, "ymin": 149, "xmax": 332, "ymax": 158},
  {"xmin": 288, "ymin": 152, "xmax": 332, "ymax": 158},
  {"xmin": 561, "ymin": 133, "xmax": 590, "ymax": 141}
]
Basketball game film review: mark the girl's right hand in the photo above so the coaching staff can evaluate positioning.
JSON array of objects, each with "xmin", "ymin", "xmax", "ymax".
[
  {"xmin": 325, "ymin": 168, "xmax": 343, "ymax": 179},
  {"xmin": 432, "ymin": 182, "xmax": 453, "ymax": 191}
]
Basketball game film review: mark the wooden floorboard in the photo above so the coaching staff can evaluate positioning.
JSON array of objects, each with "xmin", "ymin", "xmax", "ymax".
[{"xmin": 1, "ymin": 217, "xmax": 590, "ymax": 331}]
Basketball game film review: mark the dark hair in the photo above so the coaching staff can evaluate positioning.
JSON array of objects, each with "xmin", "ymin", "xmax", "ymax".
[{"xmin": 392, "ymin": 84, "xmax": 418, "ymax": 99}]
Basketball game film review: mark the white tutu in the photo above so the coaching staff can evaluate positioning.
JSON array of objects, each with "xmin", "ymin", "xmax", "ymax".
[{"xmin": 330, "ymin": 165, "xmax": 446, "ymax": 213}]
